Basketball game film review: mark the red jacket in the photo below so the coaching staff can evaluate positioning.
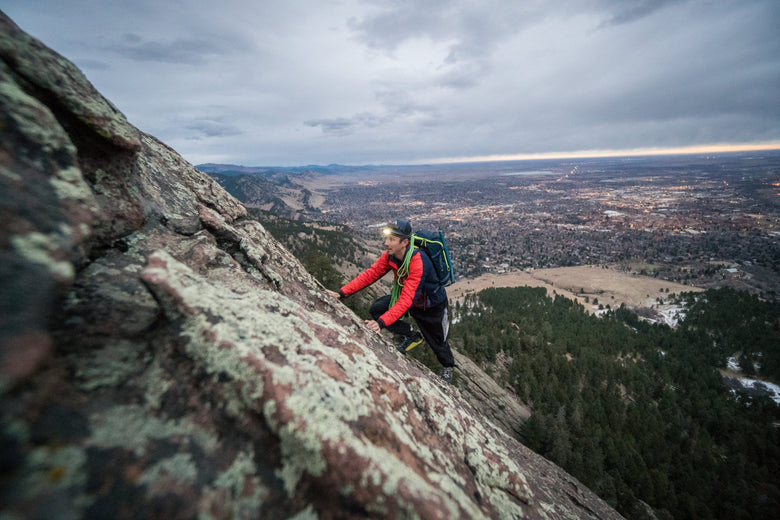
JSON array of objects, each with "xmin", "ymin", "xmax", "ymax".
[{"xmin": 339, "ymin": 250, "xmax": 424, "ymax": 328}]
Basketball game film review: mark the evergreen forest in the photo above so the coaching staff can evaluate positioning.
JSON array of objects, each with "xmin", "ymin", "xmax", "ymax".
[{"xmin": 450, "ymin": 286, "xmax": 780, "ymax": 519}]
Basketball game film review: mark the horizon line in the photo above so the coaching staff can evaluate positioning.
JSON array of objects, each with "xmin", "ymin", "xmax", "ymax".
[
  {"xmin": 201, "ymin": 141, "xmax": 780, "ymax": 169},
  {"xmin": 418, "ymin": 141, "xmax": 780, "ymax": 165}
]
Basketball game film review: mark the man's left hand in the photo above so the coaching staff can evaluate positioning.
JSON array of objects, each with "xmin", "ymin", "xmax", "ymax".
[{"xmin": 364, "ymin": 320, "xmax": 381, "ymax": 333}]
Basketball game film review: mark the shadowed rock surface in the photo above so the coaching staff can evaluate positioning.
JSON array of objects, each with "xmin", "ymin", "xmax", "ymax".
[
  {"xmin": 452, "ymin": 351, "xmax": 531, "ymax": 442},
  {"xmin": 0, "ymin": 11, "xmax": 623, "ymax": 519}
]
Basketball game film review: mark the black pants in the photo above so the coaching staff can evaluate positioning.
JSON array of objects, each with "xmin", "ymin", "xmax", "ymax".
[{"xmin": 370, "ymin": 295, "xmax": 455, "ymax": 368}]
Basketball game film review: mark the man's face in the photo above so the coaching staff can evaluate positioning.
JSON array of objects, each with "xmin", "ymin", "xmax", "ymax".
[{"xmin": 384, "ymin": 234, "xmax": 408, "ymax": 259}]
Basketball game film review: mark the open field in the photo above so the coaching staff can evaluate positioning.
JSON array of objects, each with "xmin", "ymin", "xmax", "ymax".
[{"xmin": 449, "ymin": 265, "xmax": 703, "ymax": 316}]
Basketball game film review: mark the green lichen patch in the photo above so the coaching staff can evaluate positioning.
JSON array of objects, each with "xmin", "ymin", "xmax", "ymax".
[
  {"xmin": 74, "ymin": 339, "xmax": 147, "ymax": 391},
  {"xmin": 10, "ymin": 231, "xmax": 75, "ymax": 282},
  {"xmin": 49, "ymin": 165, "xmax": 98, "ymax": 212},
  {"xmin": 89, "ymin": 404, "xmax": 217, "ymax": 458},
  {"xmin": 139, "ymin": 452, "xmax": 198, "ymax": 488},
  {"xmin": 11, "ymin": 445, "xmax": 88, "ymax": 504}
]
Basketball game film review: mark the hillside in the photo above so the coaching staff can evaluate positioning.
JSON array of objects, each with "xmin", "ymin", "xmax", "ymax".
[{"xmin": 0, "ymin": 11, "xmax": 622, "ymax": 519}]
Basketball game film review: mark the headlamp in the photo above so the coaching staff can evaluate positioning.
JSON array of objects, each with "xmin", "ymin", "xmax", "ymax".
[{"xmin": 382, "ymin": 220, "xmax": 411, "ymax": 238}]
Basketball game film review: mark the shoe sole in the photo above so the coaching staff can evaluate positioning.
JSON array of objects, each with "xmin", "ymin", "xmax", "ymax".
[{"xmin": 405, "ymin": 338, "xmax": 424, "ymax": 352}]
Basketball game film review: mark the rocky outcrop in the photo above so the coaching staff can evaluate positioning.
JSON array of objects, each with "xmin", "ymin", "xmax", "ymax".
[{"xmin": 0, "ymin": 11, "xmax": 622, "ymax": 519}]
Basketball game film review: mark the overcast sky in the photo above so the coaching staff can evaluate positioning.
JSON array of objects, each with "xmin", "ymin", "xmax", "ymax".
[{"xmin": 3, "ymin": 0, "xmax": 779, "ymax": 166}]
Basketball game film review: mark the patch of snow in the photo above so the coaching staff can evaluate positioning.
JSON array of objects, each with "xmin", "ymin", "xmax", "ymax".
[
  {"xmin": 725, "ymin": 356, "xmax": 780, "ymax": 404},
  {"xmin": 655, "ymin": 303, "xmax": 686, "ymax": 327},
  {"xmin": 737, "ymin": 378, "xmax": 780, "ymax": 405}
]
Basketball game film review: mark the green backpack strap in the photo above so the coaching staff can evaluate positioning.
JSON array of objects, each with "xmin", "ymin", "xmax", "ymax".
[{"xmin": 389, "ymin": 234, "xmax": 416, "ymax": 307}]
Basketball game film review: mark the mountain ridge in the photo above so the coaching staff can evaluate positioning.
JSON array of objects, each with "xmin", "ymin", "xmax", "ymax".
[{"xmin": 1, "ymin": 10, "xmax": 622, "ymax": 519}]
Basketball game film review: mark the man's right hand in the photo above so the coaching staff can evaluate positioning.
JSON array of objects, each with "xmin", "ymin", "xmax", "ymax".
[
  {"xmin": 326, "ymin": 289, "xmax": 341, "ymax": 299},
  {"xmin": 364, "ymin": 320, "xmax": 381, "ymax": 333}
]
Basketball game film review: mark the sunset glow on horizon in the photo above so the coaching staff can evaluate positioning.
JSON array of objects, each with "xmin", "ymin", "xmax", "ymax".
[{"xmin": 427, "ymin": 142, "xmax": 780, "ymax": 165}]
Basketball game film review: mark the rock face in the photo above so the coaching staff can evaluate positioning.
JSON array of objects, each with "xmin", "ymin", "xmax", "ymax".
[
  {"xmin": 0, "ymin": 12, "xmax": 623, "ymax": 519},
  {"xmin": 452, "ymin": 351, "xmax": 531, "ymax": 442}
]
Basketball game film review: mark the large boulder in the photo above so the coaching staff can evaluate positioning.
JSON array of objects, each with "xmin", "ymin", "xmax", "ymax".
[{"xmin": 0, "ymin": 11, "xmax": 623, "ymax": 519}]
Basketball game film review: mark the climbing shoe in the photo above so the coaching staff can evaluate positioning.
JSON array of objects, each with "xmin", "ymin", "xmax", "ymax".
[
  {"xmin": 396, "ymin": 334, "xmax": 423, "ymax": 354},
  {"xmin": 440, "ymin": 366, "xmax": 454, "ymax": 384}
]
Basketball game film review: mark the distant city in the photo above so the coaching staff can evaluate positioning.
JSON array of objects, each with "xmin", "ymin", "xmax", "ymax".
[{"xmin": 203, "ymin": 150, "xmax": 780, "ymax": 300}]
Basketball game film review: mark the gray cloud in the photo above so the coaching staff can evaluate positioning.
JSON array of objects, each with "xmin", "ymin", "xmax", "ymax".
[
  {"xmin": 2, "ymin": 0, "xmax": 778, "ymax": 165},
  {"xmin": 184, "ymin": 119, "xmax": 243, "ymax": 139},
  {"xmin": 305, "ymin": 117, "xmax": 360, "ymax": 134},
  {"xmin": 348, "ymin": 0, "xmax": 527, "ymax": 92},
  {"xmin": 598, "ymin": 0, "xmax": 682, "ymax": 27},
  {"xmin": 106, "ymin": 32, "xmax": 238, "ymax": 65},
  {"xmin": 305, "ymin": 112, "xmax": 392, "ymax": 135}
]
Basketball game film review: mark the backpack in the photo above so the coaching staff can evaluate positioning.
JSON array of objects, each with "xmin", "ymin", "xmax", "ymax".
[{"xmin": 412, "ymin": 229, "xmax": 455, "ymax": 286}]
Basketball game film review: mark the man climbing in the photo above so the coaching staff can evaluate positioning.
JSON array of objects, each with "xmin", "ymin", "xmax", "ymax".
[{"xmin": 327, "ymin": 219, "xmax": 455, "ymax": 383}]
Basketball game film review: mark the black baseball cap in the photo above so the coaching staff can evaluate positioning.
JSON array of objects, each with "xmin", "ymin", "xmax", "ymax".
[{"xmin": 382, "ymin": 219, "xmax": 412, "ymax": 238}]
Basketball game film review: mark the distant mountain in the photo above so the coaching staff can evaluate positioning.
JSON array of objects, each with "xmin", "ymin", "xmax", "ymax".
[
  {"xmin": 196, "ymin": 163, "xmax": 271, "ymax": 174},
  {"xmin": 207, "ymin": 171, "xmax": 323, "ymax": 220},
  {"xmin": 211, "ymin": 172, "xmax": 290, "ymax": 207},
  {"xmin": 196, "ymin": 162, "xmax": 368, "ymax": 176},
  {"xmin": 196, "ymin": 162, "xmax": 491, "ymax": 182}
]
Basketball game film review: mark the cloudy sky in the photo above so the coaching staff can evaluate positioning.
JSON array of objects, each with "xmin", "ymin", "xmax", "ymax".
[{"xmin": 3, "ymin": 0, "xmax": 779, "ymax": 166}]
